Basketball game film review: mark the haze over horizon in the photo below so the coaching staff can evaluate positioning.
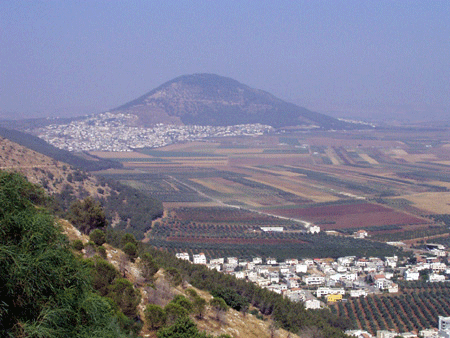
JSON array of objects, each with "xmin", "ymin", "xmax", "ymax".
[{"xmin": 1, "ymin": 1, "xmax": 449, "ymax": 123}]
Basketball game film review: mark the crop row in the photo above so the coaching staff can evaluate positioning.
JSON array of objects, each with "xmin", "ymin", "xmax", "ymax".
[{"xmin": 332, "ymin": 288, "xmax": 450, "ymax": 335}]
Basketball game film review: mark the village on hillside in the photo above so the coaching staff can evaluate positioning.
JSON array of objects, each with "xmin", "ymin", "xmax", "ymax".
[{"xmin": 176, "ymin": 241, "xmax": 450, "ymax": 338}]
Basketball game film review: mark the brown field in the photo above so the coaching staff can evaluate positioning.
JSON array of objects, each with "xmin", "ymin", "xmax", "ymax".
[
  {"xmin": 399, "ymin": 192, "xmax": 450, "ymax": 214},
  {"xmin": 190, "ymin": 178, "xmax": 238, "ymax": 194},
  {"xmin": 93, "ymin": 128, "xmax": 450, "ymax": 241},
  {"xmin": 265, "ymin": 202, "xmax": 430, "ymax": 230}
]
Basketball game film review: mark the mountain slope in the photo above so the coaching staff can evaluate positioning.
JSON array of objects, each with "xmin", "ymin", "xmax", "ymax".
[{"xmin": 113, "ymin": 73, "xmax": 355, "ymax": 129}]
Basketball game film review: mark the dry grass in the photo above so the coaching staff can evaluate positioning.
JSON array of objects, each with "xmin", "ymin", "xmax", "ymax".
[
  {"xmin": 191, "ymin": 178, "xmax": 237, "ymax": 194},
  {"xmin": 398, "ymin": 192, "xmax": 450, "ymax": 214},
  {"xmin": 358, "ymin": 153, "xmax": 379, "ymax": 165},
  {"xmin": 324, "ymin": 147, "xmax": 341, "ymax": 165}
]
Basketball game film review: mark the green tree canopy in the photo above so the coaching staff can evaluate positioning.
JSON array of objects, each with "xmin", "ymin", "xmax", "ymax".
[
  {"xmin": 0, "ymin": 171, "xmax": 127, "ymax": 338},
  {"xmin": 144, "ymin": 304, "xmax": 167, "ymax": 330},
  {"xmin": 68, "ymin": 196, "xmax": 107, "ymax": 234},
  {"xmin": 139, "ymin": 252, "xmax": 159, "ymax": 281},
  {"xmin": 90, "ymin": 228, "xmax": 106, "ymax": 246}
]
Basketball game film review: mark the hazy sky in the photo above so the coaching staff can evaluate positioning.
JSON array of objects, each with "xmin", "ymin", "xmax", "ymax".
[{"xmin": 1, "ymin": 1, "xmax": 449, "ymax": 121}]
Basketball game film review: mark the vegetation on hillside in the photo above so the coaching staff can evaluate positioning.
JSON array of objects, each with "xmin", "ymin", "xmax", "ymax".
[{"xmin": 0, "ymin": 172, "xmax": 130, "ymax": 337}]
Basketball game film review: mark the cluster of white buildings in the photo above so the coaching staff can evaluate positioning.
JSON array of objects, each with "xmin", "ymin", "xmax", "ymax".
[
  {"xmin": 34, "ymin": 112, "xmax": 274, "ymax": 151},
  {"xmin": 176, "ymin": 245, "xmax": 450, "ymax": 313}
]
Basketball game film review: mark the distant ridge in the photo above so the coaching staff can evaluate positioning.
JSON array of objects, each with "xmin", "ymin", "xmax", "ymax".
[{"xmin": 113, "ymin": 73, "xmax": 357, "ymax": 129}]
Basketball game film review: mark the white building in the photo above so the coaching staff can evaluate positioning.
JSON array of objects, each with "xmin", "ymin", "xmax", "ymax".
[
  {"xmin": 285, "ymin": 258, "xmax": 299, "ymax": 265},
  {"xmin": 440, "ymin": 316, "xmax": 450, "ymax": 331},
  {"xmin": 304, "ymin": 299, "xmax": 321, "ymax": 309},
  {"xmin": 261, "ymin": 226, "xmax": 284, "ymax": 232},
  {"xmin": 176, "ymin": 252, "xmax": 190, "ymax": 261},
  {"xmin": 193, "ymin": 253, "xmax": 207, "ymax": 265},
  {"xmin": 210, "ymin": 258, "xmax": 224, "ymax": 265},
  {"xmin": 309, "ymin": 225, "xmax": 321, "ymax": 234},
  {"xmin": 429, "ymin": 273, "xmax": 446, "ymax": 283},
  {"xmin": 269, "ymin": 272, "xmax": 280, "ymax": 284},
  {"xmin": 266, "ymin": 257, "xmax": 277, "ymax": 265},
  {"xmin": 316, "ymin": 287, "xmax": 345, "ymax": 298},
  {"xmin": 296, "ymin": 264, "xmax": 308, "ymax": 274},
  {"xmin": 404, "ymin": 270, "xmax": 420, "ymax": 281},
  {"xmin": 303, "ymin": 275, "xmax": 325, "ymax": 285},
  {"xmin": 227, "ymin": 257, "xmax": 238, "ymax": 265},
  {"xmin": 353, "ymin": 230, "xmax": 369, "ymax": 239},
  {"xmin": 350, "ymin": 289, "xmax": 368, "ymax": 298},
  {"xmin": 253, "ymin": 257, "xmax": 263, "ymax": 264}
]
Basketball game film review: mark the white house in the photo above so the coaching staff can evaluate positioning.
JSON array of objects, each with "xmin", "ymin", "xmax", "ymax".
[
  {"xmin": 296, "ymin": 264, "xmax": 308, "ymax": 274},
  {"xmin": 431, "ymin": 262, "xmax": 447, "ymax": 272},
  {"xmin": 350, "ymin": 289, "xmax": 368, "ymax": 298},
  {"xmin": 285, "ymin": 258, "xmax": 299, "ymax": 265},
  {"xmin": 176, "ymin": 252, "xmax": 190, "ymax": 261},
  {"xmin": 227, "ymin": 257, "xmax": 238, "ymax": 265},
  {"xmin": 284, "ymin": 288, "xmax": 305, "ymax": 302},
  {"xmin": 269, "ymin": 272, "xmax": 280, "ymax": 284},
  {"xmin": 308, "ymin": 225, "xmax": 321, "ymax": 234},
  {"xmin": 210, "ymin": 258, "xmax": 224, "ymax": 265},
  {"xmin": 253, "ymin": 257, "xmax": 263, "ymax": 264},
  {"xmin": 207, "ymin": 263, "xmax": 221, "ymax": 272},
  {"xmin": 304, "ymin": 299, "xmax": 321, "ymax": 310},
  {"xmin": 287, "ymin": 278, "xmax": 300, "ymax": 289},
  {"xmin": 316, "ymin": 287, "xmax": 345, "ymax": 298},
  {"xmin": 280, "ymin": 267, "xmax": 291, "ymax": 276},
  {"xmin": 261, "ymin": 226, "xmax": 284, "ymax": 232},
  {"xmin": 429, "ymin": 273, "xmax": 446, "ymax": 283},
  {"xmin": 247, "ymin": 271, "xmax": 258, "ymax": 281},
  {"xmin": 266, "ymin": 257, "xmax": 277, "ymax": 265},
  {"xmin": 193, "ymin": 253, "xmax": 207, "ymax": 265},
  {"xmin": 404, "ymin": 270, "xmax": 420, "ymax": 281},
  {"xmin": 233, "ymin": 271, "xmax": 246, "ymax": 279},
  {"xmin": 303, "ymin": 275, "xmax": 325, "ymax": 285},
  {"xmin": 353, "ymin": 230, "xmax": 368, "ymax": 239}
]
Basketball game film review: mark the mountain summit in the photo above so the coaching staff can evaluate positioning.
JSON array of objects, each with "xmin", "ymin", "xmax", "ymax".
[{"xmin": 113, "ymin": 73, "xmax": 352, "ymax": 129}]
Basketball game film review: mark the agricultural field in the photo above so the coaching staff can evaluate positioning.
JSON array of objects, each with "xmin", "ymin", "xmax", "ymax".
[
  {"xmin": 264, "ymin": 201, "xmax": 430, "ymax": 233},
  {"xmin": 330, "ymin": 282, "xmax": 450, "ymax": 335},
  {"xmin": 93, "ymin": 127, "xmax": 450, "ymax": 258}
]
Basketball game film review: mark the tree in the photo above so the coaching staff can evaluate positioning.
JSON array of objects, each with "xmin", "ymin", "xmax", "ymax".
[
  {"xmin": 166, "ymin": 267, "xmax": 182, "ymax": 287},
  {"xmin": 108, "ymin": 278, "xmax": 142, "ymax": 318},
  {"xmin": 156, "ymin": 317, "xmax": 202, "ymax": 338},
  {"xmin": 0, "ymin": 171, "xmax": 127, "ymax": 337},
  {"xmin": 144, "ymin": 304, "xmax": 166, "ymax": 330},
  {"xmin": 123, "ymin": 242, "xmax": 138, "ymax": 262},
  {"xmin": 192, "ymin": 296, "xmax": 207, "ymax": 319},
  {"xmin": 68, "ymin": 196, "xmax": 107, "ymax": 234},
  {"xmin": 164, "ymin": 302, "xmax": 189, "ymax": 325},
  {"xmin": 171, "ymin": 295, "xmax": 193, "ymax": 312},
  {"xmin": 209, "ymin": 297, "xmax": 228, "ymax": 322},
  {"xmin": 88, "ymin": 258, "xmax": 119, "ymax": 296},
  {"xmin": 72, "ymin": 239, "xmax": 84, "ymax": 251},
  {"xmin": 90, "ymin": 228, "xmax": 106, "ymax": 246},
  {"xmin": 139, "ymin": 252, "xmax": 159, "ymax": 281}
]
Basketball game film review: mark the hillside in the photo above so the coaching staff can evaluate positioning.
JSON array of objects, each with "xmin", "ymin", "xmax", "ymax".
[
  {"xmin": 0, "ymin": 136, "xmax": 163, "ymax": 238},
  {"xmin": 62, "ymin": 220, "xmax": 299, "ymax": 338},
  {"xmin": 0, "ymin": 135, "xmax": 106, "ymax": 197},
  {"xmin": 0, "ymin": 126, "xmax": 122, "ymax": 171},
  {"xmin": 0, "ymin": 140, "xmax": 350, "ymax": 337},
  {"xmin": 113, "ymin": 73, "xmax": 357, "ymax": 129}
]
